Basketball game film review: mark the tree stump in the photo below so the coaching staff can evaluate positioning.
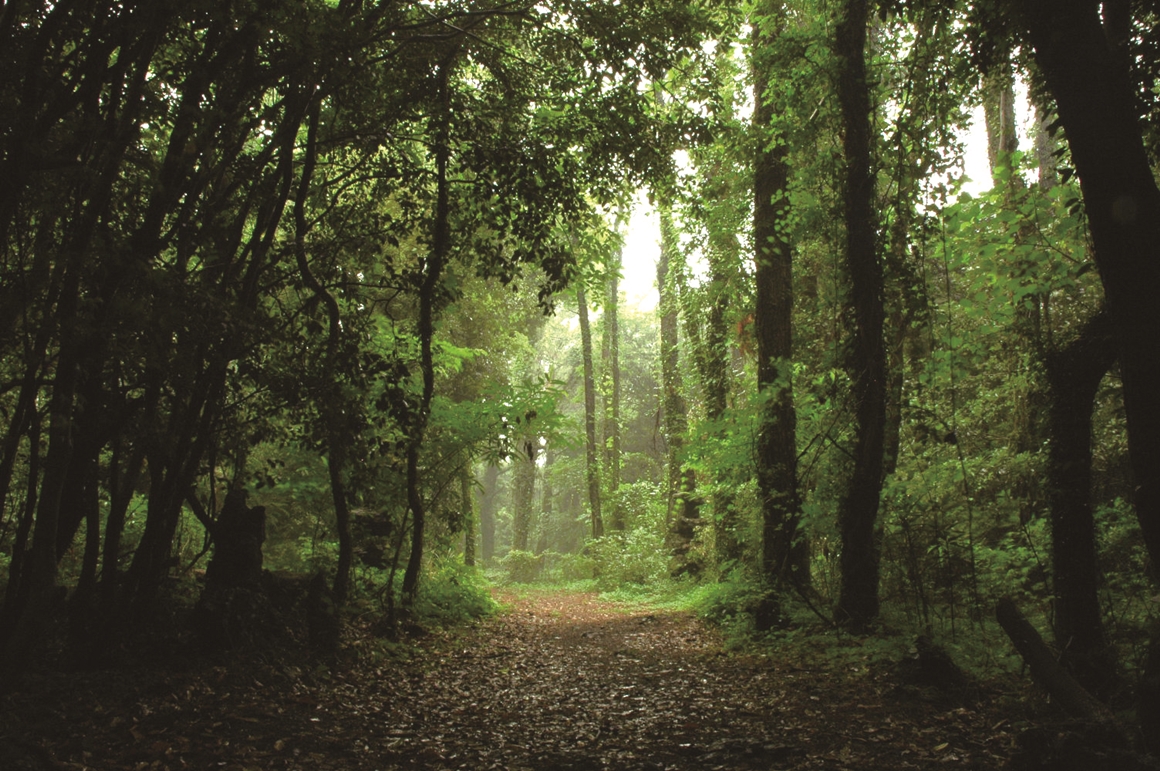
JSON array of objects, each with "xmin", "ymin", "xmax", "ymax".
[{"xmin": 193, "ymin": 490, "xmax": 268, "ymax": 652}]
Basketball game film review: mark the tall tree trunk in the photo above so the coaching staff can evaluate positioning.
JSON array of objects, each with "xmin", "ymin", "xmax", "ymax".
[
  {"xmin": 752, "ymin": 1, "xmax": 805, "ymax": 628},
  {"xmin": 0, "ymin": 395, "xmax": 44, "ymax": 663},
  {"xmin": 1044, "ymin": 308, "xmax": 1118, "ymax": 697},
  {"xmin": 1013, "ymin": 1, "xmax": 1160, "ymax": 746},
  {"xmin": 578, "ymin": 285, "xmax": 603, "ymax": 539},
  {"xmin": 1033, "ymin": 101, "xmax": 1058, "ymax": 190},
  {"xmin": 537, "ymin": 447, "xmax": 555, "ymax": 554},
  {"xmin": 602, "ymin": 248, "xmax": 623, "ymax": 530},
  {"xmin": 512, "ymin": 439, "xmax": 537, "ymax": 553},
  {"xmin": 834, "ymin": 0, "xmax": 887, "ymax": 631},
  {"xmin": 704, "ymin": 243, "xmax": 741, "ymax": 566},
  {"xmin": 983, "ymin": 56, "xmax": 1020, "ymax": 184},
  {"xmin": 403, "ymin": 57, "xmax": 454, "ymax": 605},
  {"xmin": 479, "ymin": 464, "xmax": 499, "ymax": 562},
  {"xmin": 462, "ymin": 464, "xmax": 476, "ymax": 567},
  {"xmin": 689, "ymin": 57, "xmax": 746, "ymax": 568},
  {"xmin": 658, "ymin": 203, "xmax": 699, "ymax": 572},
  {"xmin": 1, "ymin": 260, "xmax": 84, "ymax": 676},
  {"xmin": 293, "ymin": 100, "xmax": 354, "ymax": 606}
]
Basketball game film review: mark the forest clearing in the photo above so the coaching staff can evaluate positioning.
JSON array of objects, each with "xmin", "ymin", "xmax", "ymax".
[{"xmin": 2, "ymin": 589, "xmax": 1025, "ymax": 771}]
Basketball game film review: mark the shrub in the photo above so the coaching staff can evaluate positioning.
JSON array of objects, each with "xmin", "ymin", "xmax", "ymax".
[
  {"xmin": 590, "ymin": 527, "xmax": 668, "ymax": 588},
  {"xmin": 540, "ymin": 550, "xmax": 597, "ymax": 582},
  {"xmin": 412, "ymin": 558, "xmax": 497, "ymax": 627},
  {"xmin": 499, "ymin": 549, "xmax": 543, "ymax": 584}
]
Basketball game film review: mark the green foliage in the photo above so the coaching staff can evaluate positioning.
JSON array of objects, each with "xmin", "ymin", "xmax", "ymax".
[
  {"xmin": 411, "ymin": 559, "xmax": 498, "ymax": 628},
  {"xmin": 1096, "ymin": 497, "xmax": 1158, "ymax": 659},
  {"xmin": 589, "ymin": 529, "xmax": 668, "ymax": 588},
  {"xmin": 499, "ymin": 550, "xmax": 544, "ymax": 584},
  {"xmin": 685, "ymin": 569, "xmax": 766, "ymax": 645},
  {"xmin": 540, "ymin": 551, "xmax": 599, "ymax": 583}
]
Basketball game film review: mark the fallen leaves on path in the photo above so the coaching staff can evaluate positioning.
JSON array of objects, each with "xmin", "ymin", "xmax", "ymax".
[{"xmin": 1, "ymin": 590, "xmax": 1019, "ymax": 770}]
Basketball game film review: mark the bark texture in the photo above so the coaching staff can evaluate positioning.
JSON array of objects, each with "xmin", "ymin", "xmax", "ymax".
[
  {"xmin": 1045, "ymin": 308, "xmax": 1118, "ymax": 696},
  {"xmin": 658, "ymin": 203, "xmax": 699, "ymax": 572},
  {"xmin": 1014, "ymin": 0, "xmax": 1160, "ymax": 743},
  {"xmin": 752, "ymin": 2, "xmax": 805, "ymax": 626},
  {"xmin": 834, "ymin": 0, "xmax": 886, "ymax": 631},
  {"xmin": 578, "ymin": 285, "xmax": 603, "ymax": 539}
]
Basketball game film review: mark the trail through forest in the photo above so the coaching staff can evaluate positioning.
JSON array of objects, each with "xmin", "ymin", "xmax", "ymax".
[{"xmin": 3, "ymin": 591, "xmax": 1020, "ymax": 770}]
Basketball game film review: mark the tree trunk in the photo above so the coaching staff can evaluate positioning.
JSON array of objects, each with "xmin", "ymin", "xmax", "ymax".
[
  {"xmin": 191, "ymin": 490, "xmax": 268, "ymax": 652},
  {"xmin": 293, "ymin": 101, "xmax": 354, "ymax": 607},
  {"xmin": 1014, "ymin": 0, "xmax": 1160, "ymax": 741},
  {"xmin": 462, "ymin": 464, "xmax": 476, "ymax": 567},
  {"xmin": 1034, "ymin": 101, "xmax": 1058, "ymax": 190},
  {"xmin": 983, "ymin": 55, "xmax": 1019, "ymax": 184},
  {"xmin": 537, "ymin": 447, "xmax": 556, "ymax": 554},
  {"xmin": 403, "ymin": 58, "xmax": 454, "ymax": 605},
  {"xmin": 480, "ymin": 464, "xmax": 499, "ymax": 562},
  {"xmin": 1, "ymin": 265, "xmax": 83, "ymax": 677},
  {"xmin": 578, "ymin": 285, "xmax": 603, "ymax": 539},
  {"xmin": 328, "ymin": 450, "xmax": 353, "ymax": 606},
  {"xmin": 996, "ymin": 596, "xmax": 1120, "ymax": 727},
  {"xmin": 658, "ymin": 202, "xmax": 699, "ymax": 572},
  {"xmin": 1044, "ymin": 308, "xmax": 1118, "ymax": 696},
  {"xmin": 602, "ymin": 248, "xmax": 623, "ymax": 530},
  {"xmin": 125, "ymin": 363, "xmax": 228, "ymax": 616},
  {"xmin": 706, "ymin": 255, "xmax": 741, "ymax": 565},
  {"xmin": 752, "ymin": 2, "xmax": 805, "ymax": 628},
  {"xmin": 512, "ymin": 439, "xmax": 537, "ymax": 553},
  {"xmin": 834, "ymin": 0, "xmax": 887, "ymax": 631}
]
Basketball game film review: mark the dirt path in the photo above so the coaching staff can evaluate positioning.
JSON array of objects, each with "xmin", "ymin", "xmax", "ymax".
[
  {"xmin": 2, "ymin": 590, "xmax": 1017, "ymax": 770},
  {"xmin": 359, "ymin": 591, "xmax": 1013, "ymax": 770}
]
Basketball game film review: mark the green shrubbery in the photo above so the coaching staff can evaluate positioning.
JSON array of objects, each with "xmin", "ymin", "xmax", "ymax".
[
  {"xmin": 411, "ymin": 558, "xmax": 498, "ymax": 627},
  {"xmin": 498, "ymin": 549, "xmax": 544, "ymax": 584}
]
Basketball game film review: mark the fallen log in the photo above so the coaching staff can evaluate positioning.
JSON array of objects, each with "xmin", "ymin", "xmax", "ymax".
[{"xmin": 995, "ymin": 596, "xmax": 1115, "ymax": 724}]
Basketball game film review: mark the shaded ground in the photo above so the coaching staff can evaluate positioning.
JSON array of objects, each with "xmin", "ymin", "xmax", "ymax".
[{"xmin": 1, "ymin": 590, "xmax": 1021, "ymax": 770}]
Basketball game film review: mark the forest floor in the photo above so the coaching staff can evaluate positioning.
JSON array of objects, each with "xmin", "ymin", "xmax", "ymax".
[{"xmin": 1, "ymin": 589, "xmax": 1029, "ymax": 770}]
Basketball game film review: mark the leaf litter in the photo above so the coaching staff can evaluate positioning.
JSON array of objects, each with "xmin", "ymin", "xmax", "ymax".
[{"xmin": 1, "ymin": 590, "xmax": 1019, "ymax": 770}]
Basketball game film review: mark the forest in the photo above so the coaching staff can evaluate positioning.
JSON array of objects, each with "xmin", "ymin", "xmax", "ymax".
[{"xmin": 3, "ymin": 0, "xmax": 1160, "ymax": 768}]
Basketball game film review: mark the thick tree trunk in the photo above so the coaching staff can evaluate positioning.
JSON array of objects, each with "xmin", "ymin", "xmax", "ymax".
[
  {"xmin": 1014, "ymin": 0, "xmax": 1160, "ymax": 742},
  {"xmin": 1016, "ymin": 0, "xmax": 1160, "ymax": 589},
  {"xmin": 578, "ymin": 285, "xmax": 603, "ymax": 539},
  {"xmin": 752, "ymin": 2, "xmax": 805, "ymax": 629},
  {"xmin": 1044, "ymin": 308, "xmax": 1118, "ymax": 696},
  {"xmin": 65, "ymin": 432, "xmax": 102, "ymax": 658},
  {"xmin": 834, "ymin": 0, "xmax": 887, "ymax": 631}
]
